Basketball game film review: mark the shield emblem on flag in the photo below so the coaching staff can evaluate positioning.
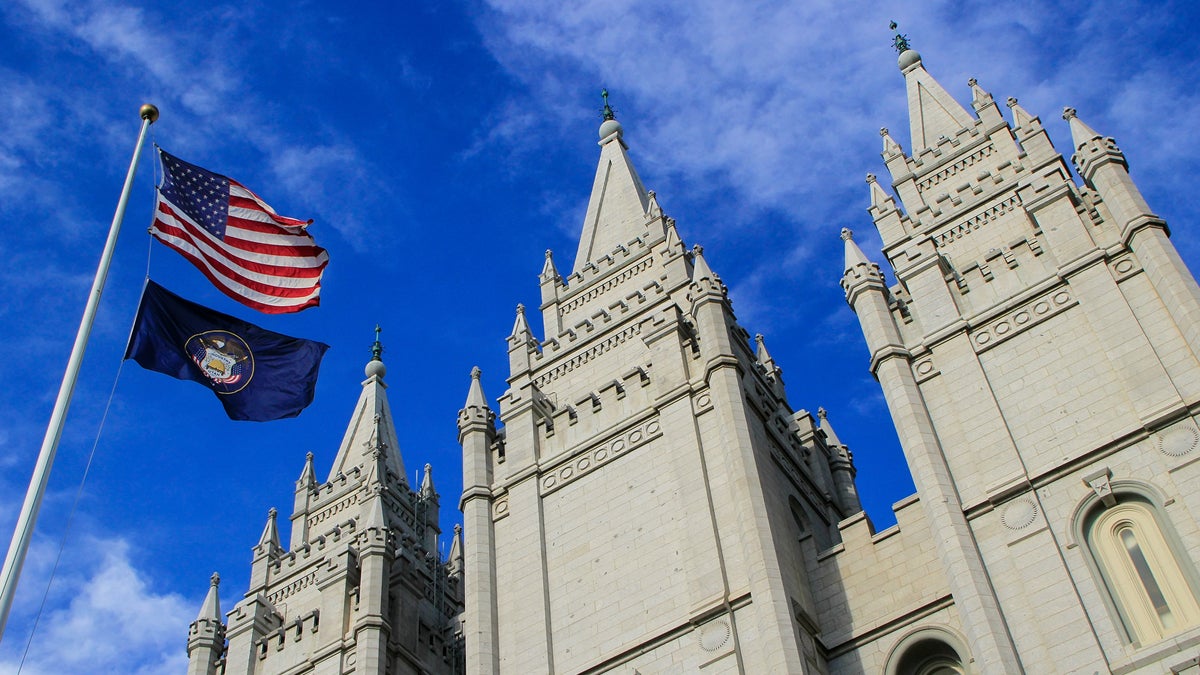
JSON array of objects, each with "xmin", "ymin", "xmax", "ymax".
[{"xmin": 185, "ymin": 330, "xmax": 254, "ymax": 394}]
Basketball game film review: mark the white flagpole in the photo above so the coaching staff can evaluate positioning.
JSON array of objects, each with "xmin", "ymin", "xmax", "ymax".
[{"xmin": 0, "ymin": 104, "xmax": 159, "ymax": 641}]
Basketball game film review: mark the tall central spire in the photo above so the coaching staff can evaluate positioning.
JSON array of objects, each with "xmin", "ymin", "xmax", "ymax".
[
  {"xmin": 571, "ymin": 90, "xmax": 651, "ymax": 274},
  {"xmin": 890, "ymin": 25, "xmax": 975, "ymax": 152},
  {"xmin": 326, "ymin": 326, "xmax": 405, "ymax": 481}
]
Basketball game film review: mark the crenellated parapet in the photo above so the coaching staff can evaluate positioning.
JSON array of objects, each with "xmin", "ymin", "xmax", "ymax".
[{"xmin": 220, "ymin": 336, "xmax": 463, "ymax": 675}]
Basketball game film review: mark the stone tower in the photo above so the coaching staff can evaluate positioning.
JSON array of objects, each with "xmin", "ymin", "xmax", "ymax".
[
  {"xmin": 840, "ymin": 43, "xmax": 1200, "ymax": 672},
  {"xmin": 458, "ymin": 109, "xmax": 862, "ymax": 673},
  {"xmin": 187, "ymin": 337, "xmax": 465, "ymax": 675}
]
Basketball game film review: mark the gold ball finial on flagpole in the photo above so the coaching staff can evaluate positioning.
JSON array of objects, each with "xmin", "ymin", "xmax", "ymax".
[{"xmin": 139, "ymin": 104, "xmax": 159, "ymax": 124}]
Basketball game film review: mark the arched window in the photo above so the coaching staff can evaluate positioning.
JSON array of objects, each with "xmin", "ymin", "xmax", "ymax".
[
  {"xmin": 1083, "ymin": 495, "xmax": 1200, "ymax": 644},
  {"xmin": 885, "ymin": 628, "xmax": 969, "ymax": 675}
]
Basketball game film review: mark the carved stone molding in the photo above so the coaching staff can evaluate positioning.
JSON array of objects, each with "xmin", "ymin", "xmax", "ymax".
[
  {"xmin": 932, "ymin": 194, "xmax": 1019, "ymax": 247},
  {"xmin": 1083, "ymin": 467, "xmax": 1116, "ymax": 507},
  {"xmin": 534, "ymin": 322, "xmax": 645, "ymax": 388},
  {"xmin": 970, "ymin": 286, "xmax": 1075, "ymax": 353},
  {"xmin": 539, "ymin": 417, "xmax": 663, "ymax": 496},
  {"xmin": 492, "ymin": 496, "xmax": 510, "ymax": 522},
  {"xmin": 913, "ymin": 356, "xmax": 940, "ymax": 383},
  {"xmin": 1108, "ymin": 254, "xmax": 1143, "ymax": 283}
]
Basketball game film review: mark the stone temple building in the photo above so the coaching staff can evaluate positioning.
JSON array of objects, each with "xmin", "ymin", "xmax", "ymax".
[{"xmin": 188, "ymin": 45, "xmax": 1200, "ymax": 674}]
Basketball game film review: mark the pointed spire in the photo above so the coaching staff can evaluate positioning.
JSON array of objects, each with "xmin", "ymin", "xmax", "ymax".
[
  {"xmin": 665, "ymin": 219, "xmax": 684, "ymax": 253},
  {"xmin": 466, "ymin": 366, "xmax": 487, "ymax": 408},
  {"xmin": 897, "ymin": 41, "xmax": 975, "ymax": 151},
  {"xmin": 448, "ymin": 524, "xmax": 463, "ymax": 571},
  {"xmin": 818, "ymin": 407, "xmax": 843, "ymax": 446},
  {"xmin": 510, "ymin": 304, "xmax": 532, "ymax": 341},
  {"xmin": 297, "ymin": 451, "xmax": 315, "ymax": 489},
  {"xmin": 1007, "ymin": 97, "xmax": 1035, "ymax": 129},
  {"xmin": 197, "ymin": 572, "xmax": 221, "ymax": 622},
  {"xmin": 841, "ymin": 228, "xmax": 876, "ymax": 275},
  {"xmin": 754, "ymin": 334, "xmax": 779, "ymax": 372},
  {"xmin": 364, "ymin": 488, "xmax": 387, "ymax": 530},
  {"xmin": 539, "ymin": 249, "xmax": 560, "ymax": 283},
  {"xmin": 328, "ymin": 327, "xmax": 405, "ymax": 481},
  {"xmin": 458, "ymin": 366, "xmax": 495, "ymax": 441},
  {"xmin": 867, "ymin": 173, "xmax": 895, "ymax": 212},
  {"xmin": 646, "ymin": 190, "xmax": 663, "ymax": 220},
  {"xmin": 968, "ymin": 77, "xmax": 992, "ymax": 107},
  {"xmin": 880, "ymin": 127, "xmax": 904, "ymax": 157},
  {"xmin": 573, "ymin": 90, "xmax": 651, "ymax": 273},
  {"xmin": 1063, "ymin": 106, "xmax": 1103, "ymax": 148},
  {"xmin": 257, "ymin": 508, "xmax": 281, "ymax": 550},
  {"xmin": 691, "ymin": 244, "xmax": 715, "ymax": 282},
  {"xmin": 420, "ymin": 463, "xmax": 436, "ymax": 498}
]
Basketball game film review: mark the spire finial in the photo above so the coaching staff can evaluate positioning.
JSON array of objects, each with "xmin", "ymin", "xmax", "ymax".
[
  {"xmin": 471, "ymin": 366, "xmax": 482, "ymax": 380},
  {"xmin": 371, "ymin": 325, "xmax": 383, "ymax": 362},
  {"xmin": 601, "ymin": 88, "xmax": 616, "ymax": 121},
  {"xmin": 365, "ymin": 324, "xmax": 387, "ymax": 378},
  {"xmin": 841, "ymin": 228, "xmax": 854, "ymax": 242},
  {"xmin": 210, "ymin": 572, "xmax": 220, "ymax": 587},
  {"xmin": 1062, "ymin": 106, "xmax": 1078, "ymax": 120},
  {"xmin": 889, "ymin": 21, "xmax": 911, "ymax": 54}
]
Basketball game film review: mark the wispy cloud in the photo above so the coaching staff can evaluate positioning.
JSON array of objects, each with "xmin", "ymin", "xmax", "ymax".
[
  {"xmin": 472, "ymin": 0, "xmax": 1200, "ymax": 307},
  {"xmin": 0, "ymin": 537, "xmax": 192, "ymax": 675},
  {"xmin": 4, "ymin": 0, "xmax": 388, "ymax": 250}
]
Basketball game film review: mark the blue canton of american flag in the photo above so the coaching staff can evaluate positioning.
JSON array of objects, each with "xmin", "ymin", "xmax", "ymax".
[{"xmin": 150, "ymin": 149, "xmax": 329, "ymax": 314}]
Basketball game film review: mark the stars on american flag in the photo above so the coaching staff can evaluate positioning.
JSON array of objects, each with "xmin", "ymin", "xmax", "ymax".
[
  {"xmin": 160, "ymin": 151, "xmax": 231, "ymax": 239},
  {"xmin": 150, "ymin": 148, "xmax": 328, "ymax": 313}
]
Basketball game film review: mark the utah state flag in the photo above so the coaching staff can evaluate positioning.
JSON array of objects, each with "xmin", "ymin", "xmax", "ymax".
[{"xmin": 125, "ymin": 280, "xmax": 329, "ymax": 421}]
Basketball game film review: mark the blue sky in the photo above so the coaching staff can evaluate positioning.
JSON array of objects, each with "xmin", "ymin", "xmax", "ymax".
[{"xmin": 3, "ymin": 0, "xmax": 1200, "ymax": 672}]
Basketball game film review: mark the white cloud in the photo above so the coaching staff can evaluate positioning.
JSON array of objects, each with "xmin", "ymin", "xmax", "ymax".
[
  {"xmin": 0, "ymin": 537, "xmax": 193, "ymax": 675},
  {"xmin": 5, "ymin": 0, "xmax": 387, "ymax": 250}
]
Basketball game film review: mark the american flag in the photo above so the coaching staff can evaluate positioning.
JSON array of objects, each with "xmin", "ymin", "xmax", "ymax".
[{"xmin": 150, "ymin": 149, "xmax": 329, "ymax": 314}]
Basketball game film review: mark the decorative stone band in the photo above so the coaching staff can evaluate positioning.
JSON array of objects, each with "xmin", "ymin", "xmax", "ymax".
[
  {"xmin": 308, "ymin": 491, "xmax": 359, "ymax": 529},
  {"xmin": 533, "ymin": 321, "xmax": 645, "ymax": 388},
  {"xmin": 559, "ymin": 256, "xmax": 654, "ymax": 317},
  {"xmin": 916, "ymin": 143, "xmax": 995, "ymax": 193},
  {"xmin": 932, "ymin": 194, "xmax": 1019, "ymax": 247},
  {"xmin": 770, "ymin": 443, "xmax": 825, "ymax": 512},
  {"xmin": 539, "ymin": 416, "xmax": 663, "ymax": 496},
  {"xmin": 267, "ymin": 570, "xmax": 318, "ymax": 606},
  {"xmin": 969, "ymin": 286, "xmax": 1076, "ymax": 354}
]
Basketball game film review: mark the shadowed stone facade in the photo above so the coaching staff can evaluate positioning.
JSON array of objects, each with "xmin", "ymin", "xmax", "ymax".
[{"xmin": 190, "ymin": 47, "xmax": 1200, "ymax": 675}]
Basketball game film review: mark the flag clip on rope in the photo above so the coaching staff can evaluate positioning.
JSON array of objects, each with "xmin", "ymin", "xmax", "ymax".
[{"xmin": 150, "ymin": 149, "xmax": 329, "ymax": 314}]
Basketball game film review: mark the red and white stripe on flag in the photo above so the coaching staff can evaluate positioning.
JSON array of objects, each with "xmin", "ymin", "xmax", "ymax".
[{"xmin": 150, "ymin": 181, "xmax": 329, "ymax": 314}]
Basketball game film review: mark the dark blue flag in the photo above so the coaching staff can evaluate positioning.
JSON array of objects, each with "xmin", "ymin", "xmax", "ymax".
[{"xmin": 125, "ymin": 280, "xmax": 329, "ymax": 421}]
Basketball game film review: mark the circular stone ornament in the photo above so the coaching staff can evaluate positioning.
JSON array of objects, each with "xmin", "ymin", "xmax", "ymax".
[
  {"xmin": 1001, "ymin": 498, "xmax": 1038, "ymax": 530},
  {"xmin": 1157, "ymin": 424, "xmax": 1199, "ymax": 457},
  {"xmin": 698, "ymin": 620, "xmax": 731, "ymax": 652}
]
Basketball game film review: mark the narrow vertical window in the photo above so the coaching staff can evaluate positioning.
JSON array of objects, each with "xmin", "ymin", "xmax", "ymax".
[
  {"xmin": 1086, "ymin": 499, "xmax": 1200, "ymax": 644},
  {"xmin": 1117, "ymin": 526, "xmax": 1175, "ymax": 630}
]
